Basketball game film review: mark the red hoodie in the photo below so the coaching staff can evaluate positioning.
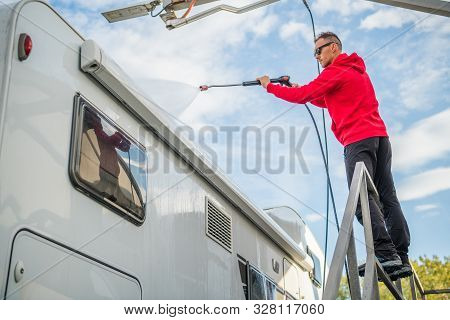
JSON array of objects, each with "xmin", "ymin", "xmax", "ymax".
[{"xmin": 267, "ymin": 53, "xmax": 388, "ymax": 146}]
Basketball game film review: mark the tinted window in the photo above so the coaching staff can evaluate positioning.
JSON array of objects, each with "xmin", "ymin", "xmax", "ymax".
[
  {"xmin": 238, "ymin": 259, "xmax": 248, "ymax": 299},
  {"xmin": 266, "ymin": 279, "xmax": 284, "ymax": 300},
  {"xmin": 70, "ymin": 95, "xmax": 147, "ymax": 224},
  {"xmin": 249, "ymin": 267, "xmax": 266, "ymax": 300},
  {"xmin": 239, "ymin": 260, "xmax": 284, "ymax": 300},
  {"xmin": 311, "ymin": 251, "xmax": 322, "ymax": 287},
  {"xmin": 265, "ymin": 278, "xmax": 276, "ymax": 300}
]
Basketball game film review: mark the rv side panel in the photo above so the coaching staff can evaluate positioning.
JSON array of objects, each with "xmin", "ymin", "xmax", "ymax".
[{"xmin": 0, "ymin": 0, "xmax": 320, "ymax": 299}]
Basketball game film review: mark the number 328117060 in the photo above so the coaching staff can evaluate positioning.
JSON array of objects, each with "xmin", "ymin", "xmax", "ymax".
[{"xmin": 253, "ymin": 303, "xmax": 325, "ymax": 315}]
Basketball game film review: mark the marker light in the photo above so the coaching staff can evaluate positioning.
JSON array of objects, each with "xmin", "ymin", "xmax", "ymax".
[{"xmin": 18, "ymin": 33, "xmax": 32, "ymax": 61}]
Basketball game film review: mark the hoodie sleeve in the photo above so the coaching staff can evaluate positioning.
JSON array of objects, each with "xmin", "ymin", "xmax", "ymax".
[
  {"xmin": 310, "ymin": 97, "xmax": 327, "ymax": 108},
  {"xmin": 267, "ymin": 67, "xmax": 341, "ymax": 105}
]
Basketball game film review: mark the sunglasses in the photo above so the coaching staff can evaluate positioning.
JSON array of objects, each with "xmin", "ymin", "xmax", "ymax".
[{"xmin": 314, "ymin": 42, "xmax": 335, "ymax": 57}]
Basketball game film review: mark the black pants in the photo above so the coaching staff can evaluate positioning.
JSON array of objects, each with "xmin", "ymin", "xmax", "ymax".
[{"xmin": 344, "ymin": 137, "xmax": 410, "ymax": 260}]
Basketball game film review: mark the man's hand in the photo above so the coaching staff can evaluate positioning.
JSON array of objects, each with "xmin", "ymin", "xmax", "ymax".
[{"xmin": 257, "ymin": 75, "xmax": 270, "ymax": 89}]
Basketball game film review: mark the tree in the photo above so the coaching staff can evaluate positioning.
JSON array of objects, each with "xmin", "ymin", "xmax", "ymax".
[{"xmin": 336, "ymin": 255, "xmax": 449, "ymax": 300}]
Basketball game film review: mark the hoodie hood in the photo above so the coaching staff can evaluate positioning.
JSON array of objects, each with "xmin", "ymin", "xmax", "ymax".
[{"xmin": 332, "ymin": 52, "xmax": 366, "ymax": 74}]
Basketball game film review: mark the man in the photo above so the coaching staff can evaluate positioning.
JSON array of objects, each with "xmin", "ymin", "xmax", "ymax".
[{"xmin": 257, "ymin": 32, "xmax": 411, "ymax": 280}]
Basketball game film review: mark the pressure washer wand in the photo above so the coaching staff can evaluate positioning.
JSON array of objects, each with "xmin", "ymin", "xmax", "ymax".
[{"xmin": 200, "ymin": 75, "xmax": 292, "ymax": 91}]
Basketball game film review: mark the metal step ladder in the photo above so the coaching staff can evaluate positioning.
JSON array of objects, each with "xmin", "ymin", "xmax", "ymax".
[{"xmin": 322, "ymin": 162, "xmax": 449, "ymax": 300}]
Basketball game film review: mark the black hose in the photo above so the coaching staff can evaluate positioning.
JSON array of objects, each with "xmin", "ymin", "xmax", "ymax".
[
  {"xmin": 151, "ymin": 3, "xmax": 171, "ymax": 17},
  {"xmin": 300, "ymin": 0, "xmax": 352, "ymax": 297}
]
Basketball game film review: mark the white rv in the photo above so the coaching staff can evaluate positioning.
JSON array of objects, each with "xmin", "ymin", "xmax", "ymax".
[{"xmin": 0, "ymin": 0, "xmax": 324, "ymax": 299}]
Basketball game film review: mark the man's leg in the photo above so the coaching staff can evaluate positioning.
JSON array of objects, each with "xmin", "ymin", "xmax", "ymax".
[
  {"xmin": 344, "ymin": 137, "xmax": 398, "ymax": 260},
  {"xmin": 374, "ymin": 137, "xmax": 411, "ymax": 263}
]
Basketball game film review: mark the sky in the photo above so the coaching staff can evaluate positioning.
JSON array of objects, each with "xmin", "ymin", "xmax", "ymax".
[{"xmin": 38, "ymin": 0, "xmax": 450, "ymax": 262}]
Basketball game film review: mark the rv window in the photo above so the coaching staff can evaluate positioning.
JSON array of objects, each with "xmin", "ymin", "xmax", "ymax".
[
  {"xmin": 238, "ymin": 259, "xmax": 248, "ymax": 299},
  {"xmin": 307, "ymin": 248, "xmax": 322, "ymax": 287},
  {"xmin": 70, "ymin": 95, "xmax": 147, "ymax": 224},
  {"xmin": 265, "ymin": 278, "xmax": 276, "ymax": 300},
  {"xmin": 249, "ymin": 267, "xmax": 266, "ymax": 300},
  {"xmin": 240, "ymin": 260, "xmax": 284, "ymax": 300},
  {"xmin": 265, "ymin": 278, "xmax": 284, "ymax": 300},
  {"xmin": 275, "ymin": 287, "xmax": 285, "ymax": 300}
]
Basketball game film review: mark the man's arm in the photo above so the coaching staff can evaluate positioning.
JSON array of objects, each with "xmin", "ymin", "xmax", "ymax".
[
  {"xmin": 310, "ymin": 97, "xmax": 327, "ymax": 108},
  {"xmin": 258, "ymin": 69, "xmax": 340, "ymax": 105},
  {"xmin": 293, "ymin": 82, "xmax": 327, "ymax": 108}
]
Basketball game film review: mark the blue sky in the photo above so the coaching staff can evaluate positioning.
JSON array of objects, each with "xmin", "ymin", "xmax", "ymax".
[{"xmin": 48, "ymin": 0, "xmax": 450, "ymax": 261}]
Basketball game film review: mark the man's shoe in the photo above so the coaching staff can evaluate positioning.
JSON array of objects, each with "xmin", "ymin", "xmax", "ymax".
[
  {"xmin": 390, "ymin": 256, "xmax": 413, "ymax": 281},
  {"xmin": 358, "ymin": 255, "xmax": 402, "ymax": 278}
]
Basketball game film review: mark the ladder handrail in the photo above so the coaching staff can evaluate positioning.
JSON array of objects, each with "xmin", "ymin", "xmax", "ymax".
[
  {"xmin": 323, "ymin": 161, "xmax": 404, "ymax": 300},
  {"xmin": 404, "ymin": 260, "xmax": 450, "ymax": 300},
  {"xmin": 410, "ymin": 262, "xmax": 426, "ymax": 299}
]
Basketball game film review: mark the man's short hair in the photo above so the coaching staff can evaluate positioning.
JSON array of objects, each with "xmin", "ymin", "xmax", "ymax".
[{"xmin": 315, "ymin": 32, "xmax": 342, "ymax": 50}]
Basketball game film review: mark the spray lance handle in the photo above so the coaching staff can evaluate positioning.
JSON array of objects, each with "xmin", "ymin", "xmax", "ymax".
[
  {"xmin": 242, "ymin": 75, "xmax": 292, "ymax": 87},
  {"xmin": 275, "ymin": 75, "xmax": 293, "ymax": 87}
]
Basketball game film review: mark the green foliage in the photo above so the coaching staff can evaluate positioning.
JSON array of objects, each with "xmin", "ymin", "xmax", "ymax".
[
  {"xmin": 336, "ymin": 255, "xmax": 449, "ymax": 300},
  {"xmin": 337, "ymin": 276, "xmax": 351, "ymax": 300}
]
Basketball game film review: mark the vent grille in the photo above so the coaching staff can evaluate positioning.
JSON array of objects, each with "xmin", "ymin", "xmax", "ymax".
[{"xmin": 206, "ymin": 198, "xmax": 232, "ymax": 252}]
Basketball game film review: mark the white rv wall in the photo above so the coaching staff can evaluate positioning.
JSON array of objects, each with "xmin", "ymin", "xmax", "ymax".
[
  {"xmin": 0, "ymin": 2, "xmax": 16, "ymax": 154},
  {"xmin": 0, "ymin": 0, "xmax": 322, "ymax": 299}
]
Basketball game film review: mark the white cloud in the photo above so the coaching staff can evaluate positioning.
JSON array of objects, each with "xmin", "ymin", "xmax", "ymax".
[
  {"xmin": 414, "ymin": 204, "xmax": 438, "ymax": 212},
  {"xmin": 279, "ymin": 21, "xmax": 312, "ymax": 43},
  {"xmin": 277, "ymin": 20, "xmax": 339, "ymax": 49},
  {"xmin": 398, "ymin": 167, "xmax": 450, "ymax": 201},
  {"xmin": 305, "ymin": 213, "xmax": 323, "ymax": 223},
  {"xmin": 398, "ymin": 67, "xmax": 449, "ymax": 110},
  {"xmin": 391, "ymin": 109, "xmax": 450, "ymax": 172},
  {"xmin": 420, "ymin": 211, "xmax": 441, "ymax": 218},
  {"xmin": 250, "ymin": 14, "xmax": 279, "ymax": 38},
  {"xmin": 312, "ymin": 0, "xmax": 374, "ymax": 17},
  {"xmin": 416, "ymin": 14, "xmax": 450, "ymax": 34},
  {"xmin": 360, "ymin": 6, "xmax": 450, "ymax": 33},
  {"xmin": 368, "ymin": 24, "xmax": 450, "ymax": 113},
  {"xmin": 53, "ymin": 0, "xmax": 120, "ymax": 10},
  {"xmin": 360, "ymin": 8, "xmax": 418, "ymax": 30}
]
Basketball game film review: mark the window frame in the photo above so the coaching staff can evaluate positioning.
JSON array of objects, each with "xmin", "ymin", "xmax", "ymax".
[
  {"xmin": 265, "ymin": 277, "xmax": 285, "ymax": 300},
  {"xmin": 69, "ymin": 94, "xmax": 148, "ymax": 225},
  {"xmin": 239, "ymin": 257, "xmax": 286, "ymax": 300},
  {"xmin": 237, "ymin": 255, "xmax": 249, "ymax": 299},
  {"xmin": 248, "ymin": 265, "xmax": 267, "ymax": 300},
  {"xmin": 307, "ymin": 247, "xmax": 322, "ymax": 288},
  {"xmin": 285, "ymin": 292, "xmax": 296, "ymax": 300}
]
